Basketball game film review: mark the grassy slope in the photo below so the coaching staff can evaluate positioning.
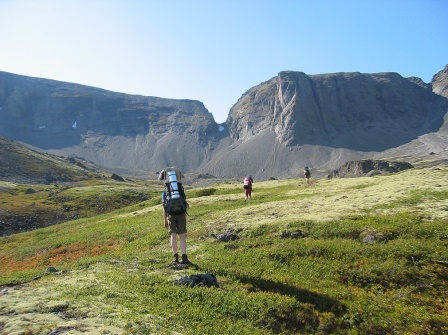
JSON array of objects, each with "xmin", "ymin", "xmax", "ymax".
[
  {"xmin": 0, "ymin": 136, "xmax": 102, "ymax": 183},
  {"xmin": 0, "ymin": 179, "xmax": 164, "ymax": 236},
  {"xmin": 1, "ymin": 136, "xmax": 166, "ymax": 236},
  {"xmin": 1, "ymin": 167, "xmax": 447, "ymax": 335}
]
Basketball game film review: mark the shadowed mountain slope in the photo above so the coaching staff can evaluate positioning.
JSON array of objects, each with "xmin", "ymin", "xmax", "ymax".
[
  {"xmin": 0, "ymin": 71, "xmax": 223, "ymax": 173},
  {"xmin": 0, "ymin": 135, "xmax": 102, "ymax": 184}
]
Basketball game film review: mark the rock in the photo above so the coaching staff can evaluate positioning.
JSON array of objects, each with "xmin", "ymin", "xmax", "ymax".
[
  {"xmin": 216, "ymin": 232, "xmax": 238, "ymax": 242},
  {"xmin": 46, "ymin": 266, "xmax": 58, "ymax": 273},
  {"xmin": 48, "ymin": 327, "xmax": 76, "ymax": 335},
  {"xmin": 111, "ymin": 173, "xmax": 125, "ymax": 182},
  {"xmin": 212, "ymin": 229, "xmax": 239, "ymax": 242},
  {"xmin": 24, "ymin": 188, "xmax": 36, "ymax": 194},
  {"xmin": 362, "ymin": 234, "xmax": 376, "ymax": 243},
  {"xmin": 279, "ymin": 230, "xmax": 305, "ymax": 239},
  {"xmin": 328, "ymin": 159, "xmax": 414, "ymax": 178},
  {"xmin": 174, "ymin": 273, "xmax": 219, "ymax": 288},
  {"xmin": 360, "ymin": 228, "xmax": 385, "ymax": 243}
]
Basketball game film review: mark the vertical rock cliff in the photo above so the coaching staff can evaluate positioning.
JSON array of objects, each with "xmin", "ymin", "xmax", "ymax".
[
  {"xmin": 227, "ymin": 71, "xmax": 446, "ymax": 151},
  {"xmin": 432, "ymin": 64, "xmax": 448, "ymax": 98}
]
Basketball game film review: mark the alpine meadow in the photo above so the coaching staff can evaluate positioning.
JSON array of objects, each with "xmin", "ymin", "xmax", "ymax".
[{"xmin": 1, "ymin": 165, "xmax": 447, "ymax": 335}]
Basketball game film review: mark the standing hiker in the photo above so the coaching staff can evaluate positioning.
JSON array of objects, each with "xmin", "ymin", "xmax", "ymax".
[
  {"xmin": 243, "ymin": 175, "xmax": 253, "ymax": 201},
  {"xmin": 159, "ymin": 167, "xmax": 191, "ymax": 264},
  {"xmin": 304, "ymin": 166, "xmax": 311, "ymax": 184}
]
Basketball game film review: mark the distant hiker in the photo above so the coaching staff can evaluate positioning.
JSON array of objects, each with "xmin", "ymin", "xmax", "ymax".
[
  {"xmin": 159, "ymin": 167, "xmax": 191, "ymax": 264},
  {"xmin": 304, "ymin": 166, "xmax": 311, "ymax": 184},
  {"xmin": 243, "ymin": 175, "xmax": 253, "ymax": 201}
]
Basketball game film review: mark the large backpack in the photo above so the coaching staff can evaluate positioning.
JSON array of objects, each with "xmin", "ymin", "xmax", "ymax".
[
  {"xmin": 161, "ymin": 168, "xmax": 189, "ymax": 215},
  {"xmin": 243, "ymin": 176, "xmax": 252, "ymax": 190}
]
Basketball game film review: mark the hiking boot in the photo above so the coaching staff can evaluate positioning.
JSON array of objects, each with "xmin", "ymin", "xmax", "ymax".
[
  {"xmin": 172, "ymin": 253, "xmax": 179, "ymax": 263},
  {"xmin": 181, "ymin": 254, "xmax": 191, "ymax": 264}
]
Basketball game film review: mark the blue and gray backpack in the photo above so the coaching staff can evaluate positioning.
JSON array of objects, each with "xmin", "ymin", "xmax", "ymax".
[{"xmin": 160, "ymin": 168, "xmax": 189, "ymax": 215}]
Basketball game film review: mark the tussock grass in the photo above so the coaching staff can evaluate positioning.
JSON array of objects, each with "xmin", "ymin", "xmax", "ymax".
[{"xmin": 1, "ymin": 166, "xmax": 447, "ymax": 334}]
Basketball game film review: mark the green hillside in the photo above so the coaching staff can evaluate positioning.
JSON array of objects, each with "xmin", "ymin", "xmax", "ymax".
[
  {"xmin": 1, "ymin": 167, "xmax": 448, "ymax": 334},
  {"xmin": 0, "ymin": 136, "xmax": 102, "ymax": 183}
]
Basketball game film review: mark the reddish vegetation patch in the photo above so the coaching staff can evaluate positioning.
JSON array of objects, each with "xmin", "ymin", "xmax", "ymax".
[{"xmin": 0, "ymin": 241, "xmax": 121, "ymax": 274}]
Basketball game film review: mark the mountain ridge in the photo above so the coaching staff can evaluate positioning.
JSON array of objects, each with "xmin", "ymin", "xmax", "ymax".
[{"xmin": 1, "ymin": 66, "xmax": 447, "ymax": 179}]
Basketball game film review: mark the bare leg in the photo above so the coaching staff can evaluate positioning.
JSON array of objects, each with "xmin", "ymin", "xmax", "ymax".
[
  {"xmin": 170, "ymin": 233, "xmax": 178, "ymax": 254},
  {"xmin": 179, "ymin": 233, "xmax": 187, "ymax": 255}
]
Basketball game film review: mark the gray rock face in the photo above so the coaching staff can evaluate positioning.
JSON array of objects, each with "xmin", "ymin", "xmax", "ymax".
[
  {"xmin": 226, "ymin": 71, "xmax": 447, "ymax": 152},
  {"xmin": 432, "ymin": 64, "xmax": 448, "ymax": 98},
  {"xmin": 0, "ymin": 71, "xmax": 221, "ymax": 172}
]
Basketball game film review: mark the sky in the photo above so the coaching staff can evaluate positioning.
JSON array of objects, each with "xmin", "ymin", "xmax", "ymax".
[{"xmin": 1, "ymin": 0, "xmax": 447, "ymax": 123}]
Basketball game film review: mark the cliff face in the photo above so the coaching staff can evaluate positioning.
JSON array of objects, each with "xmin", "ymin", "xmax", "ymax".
[
  {"xmin": 226, "ymin": 71, "xmax": 447, "ymax": 152},
  {"xmin": 0, "ymin": 71, "xmax": 222, "ymax": 172},
  {"xmin": 432, "ymin": 64, "xmax": 448, "ymax": 98}
]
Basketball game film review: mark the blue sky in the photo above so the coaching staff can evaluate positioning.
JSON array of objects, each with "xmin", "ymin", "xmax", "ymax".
[{"xmin": 1, "ymin": 0, "xmax": 447, "ymax": 123}]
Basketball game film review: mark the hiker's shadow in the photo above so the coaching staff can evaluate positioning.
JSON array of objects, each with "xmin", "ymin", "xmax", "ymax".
[
  {"xmin": 167, "ymin": 262, "xmax": 200, "ymax": 270},
  {"xmin": 235, "ymin": 274, "xmax": 346, "ymax": 315}
]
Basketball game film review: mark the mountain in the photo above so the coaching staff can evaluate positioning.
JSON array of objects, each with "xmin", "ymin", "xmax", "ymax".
[
  {"xmin": 227, "ymin": 71, "xmax": 444, "ymax": 150},
  {"xmin": 206, "ymin": 68, "xmax": 448, "ymax": 178},
  {"xmin": 0, "ymin": 71, "xmax": 224, "ymax": 174},
  {"xmin": 1, "ymin": 66, "xmax": 447, "ymax": 179}
]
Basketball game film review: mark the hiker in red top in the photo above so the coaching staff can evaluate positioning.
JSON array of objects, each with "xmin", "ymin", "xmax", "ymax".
[{"xmin": 243, "ymin": 175, "xmax": 253, "ymax": 201}]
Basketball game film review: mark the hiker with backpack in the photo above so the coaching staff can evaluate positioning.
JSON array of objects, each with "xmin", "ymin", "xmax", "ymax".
[
  {"xmin": 159, "ymin": 167, "xmax": 191, "ymax": 264},
  {"xmin": 304, "ymin": 166, "xmax": 311, "ymax": 184},
  {"xmin": 243, "ymin": 175, "xmax": 253, "ymax": 201}
]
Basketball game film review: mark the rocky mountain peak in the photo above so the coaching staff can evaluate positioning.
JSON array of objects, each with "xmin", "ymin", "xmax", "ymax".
[{"xmin": 431, "ymin": 64, "xmax": 448, "ymax": 98}]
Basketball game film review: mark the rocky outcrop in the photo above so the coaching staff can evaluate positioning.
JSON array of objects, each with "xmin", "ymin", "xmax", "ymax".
[
  {"xmin": 432, "ymin": 64, "xmax": 448, "ymax": 98},
  {"xmin": 328, "ymin": 159, "xmax": 414, "ymax": 178}
]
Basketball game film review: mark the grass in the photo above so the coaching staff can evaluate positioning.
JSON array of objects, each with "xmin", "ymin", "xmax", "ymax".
[
  {"xmin": 0, "ymin": 179, "xmax": 163, "ymax": 235},
  {"xmin": 1, "ymin": 166, "xmax": 448, "ymax": 334}
]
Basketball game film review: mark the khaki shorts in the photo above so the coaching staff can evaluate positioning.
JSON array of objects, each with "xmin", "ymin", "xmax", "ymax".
[{"xmin": 167, "ymin": 213, "xmax": 187, "ymax": 234}]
